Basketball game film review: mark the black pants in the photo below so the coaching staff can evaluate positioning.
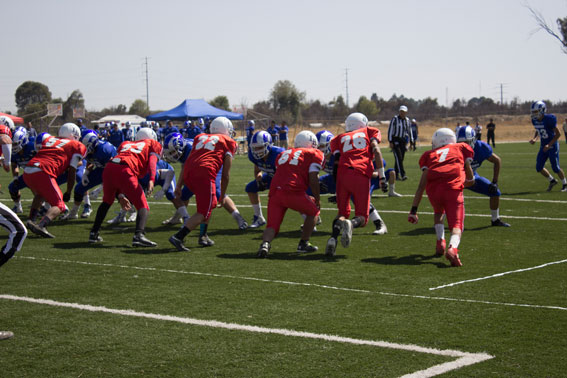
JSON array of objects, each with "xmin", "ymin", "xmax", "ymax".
[
  {"xmin": 487, "ymin": 131, "xmax": 495, "ymax": 147},
  {"xmin": 391, "ymin": 138, "xmax": 407, "ymax": 178},
  {"xmin": 0, "ymin": 202, "xmax": 27, "ymax": 268}
]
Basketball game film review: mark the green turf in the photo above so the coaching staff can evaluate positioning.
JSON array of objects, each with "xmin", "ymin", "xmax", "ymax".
[{"xmin": 0, "ymin": 142, "xmax": 565, "ymax": 377}]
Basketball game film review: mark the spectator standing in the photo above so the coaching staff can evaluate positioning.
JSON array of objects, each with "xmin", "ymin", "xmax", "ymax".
[
  {"xmin": 279, "ymin": 121, "xmax": 289, "ymax": 148},
  {"xmin": 77, "ymin": 119, "xmax": 88, "ymax": 136},
  {"xmin": 161, "ymin": 120, "xmax": 179, "ymax": 142},
  {"xmin": 387, "ymin": 105, "xmax": 412, "ymax": 180},
  {"xmin": 184, "ymin": 120, "xmax": 202, "ymax": 140},
  {"xmin": 245, "ymin": 120, "xmax": 255, "ymax": 146},
  {"xmin": 475, "ymin": 122, "xmax": 482, "ymax": 142},
  {"xmin": 26, "ymin": 122, "xmax": 37, "ymax": 138},
  {"xmin": 108, "ymin": 122, "xmax": 124, "ymax": 148},
  {"xmin": 267, "ymin": 120, "xmax": 280, "ymax": 146},
  {"xmin": 486, "ymin": 118, "xmax": 496, "ymax": 147},
  {"xmin": 122, "ymin": 121, "xmax": 133, "ymax": 141},
  {"xmin": 409, "ymin": 119, "xmax": 418, "ymax": 151}
]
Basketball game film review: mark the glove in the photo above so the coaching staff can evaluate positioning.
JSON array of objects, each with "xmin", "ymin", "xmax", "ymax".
[
  {"xmin": 63, "ymin": 192, "xmax": 71, "ymax": 202},
  {"xmin": 153, "ymin": 189, "xmax": 165, "ymax": 200},
  {"xmin": 488, "ymin": 182, "xmax": 498, "ymax": 195},
  {"xmin": 380, "ymin": 178, "xmax": 388, "ymax": 193},
  {"xmin": 328, "ymin": 195, "xmax": 337, "ymax": 204},
  {"xmin": 81, "ymin": 172, "xmax": 90, "ymax": 186},
  {"xmin": 408, "ymin": 213, "xmax": 419, "ymax": 224}
]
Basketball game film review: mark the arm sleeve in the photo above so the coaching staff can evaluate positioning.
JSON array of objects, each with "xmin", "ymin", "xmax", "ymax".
[{"xmin": 147, "ymin": 154, "xmax": 158, "ymax": 182}]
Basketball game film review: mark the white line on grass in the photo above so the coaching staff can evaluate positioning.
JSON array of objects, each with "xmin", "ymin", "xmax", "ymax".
[
  {"xmin": 429, "ymin": 258, "xmax": 567, "ymax": 291},
  {"xmin": 0, "ymin": 294, "xmax": 493, "ymax": 378},
  {"xmin": 15, "ymin": 256, "xmax": 567, "ymax": 312}
]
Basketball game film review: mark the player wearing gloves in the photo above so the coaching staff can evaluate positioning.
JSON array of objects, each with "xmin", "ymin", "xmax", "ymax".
[
  {"xmin": 408, "ymin": 128, "xmax": 474, "ymax": 267},
  {"xmin": 325, "ymin": 113, "xmax": 388, "ymax": 256},
  {"xmin": 456, "ymin": 125, "xmax": 510, "ymax": 227}
]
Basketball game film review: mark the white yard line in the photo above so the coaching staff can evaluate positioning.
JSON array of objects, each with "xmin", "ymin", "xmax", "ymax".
[
  {"xmin": 0, "ymin": 294, "xmax": 493, "ymax": 377},
  {"xmin": 429, "ymin": 258, "xmax": 567, "ymax": 291},
  {"xmin": 14, "ymin": 256, "xmax": 567, "ymax": 312}
]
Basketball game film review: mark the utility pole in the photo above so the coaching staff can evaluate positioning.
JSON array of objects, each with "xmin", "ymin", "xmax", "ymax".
[
  {"xmin": 144, "ymin": 57, "xmax": 150, "ymax": 110},
  {"xmin": 345, "ymin": 68, "xmax": 349, "ymax": 107}
]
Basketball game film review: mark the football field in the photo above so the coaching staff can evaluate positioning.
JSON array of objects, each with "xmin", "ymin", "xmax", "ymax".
[{"xmin": 1, "ymin": 142, "xmax": 566, "ymax": 377}]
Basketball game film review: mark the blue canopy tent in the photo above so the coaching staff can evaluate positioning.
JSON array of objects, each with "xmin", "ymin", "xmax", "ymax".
[{"xmin": 146, "ymin": 99, "xmax": 244, "ymax": 121}]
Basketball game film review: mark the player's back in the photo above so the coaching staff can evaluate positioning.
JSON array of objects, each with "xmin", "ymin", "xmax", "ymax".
[
  {"xmin": 185, "ymin": 133, "xmax": 237, "ymax": 179},
  {"xmin": 91, "ymin": 141, "xmax": 117, "ymax": 168},
  {"xmin": 330, "ymin": 127, "xmax": 381, "ymax": 178},
  {"xmin": 113, "ymin": 139, "xmax": 162, "ymax": 178},
  {"xmin": 470, "ymin": 140, "xmax": 493, "ymax": 171},
  {"xmin": 271, "ymin": 148, "xmax": 324, "ymax": 193},
  {"xmin": 27, "ymin": 137, "xmax": 86, "ymax": 178},
  {"xmin": 419, "ymin": 143, "xmax": 473, "ymax": 191}
]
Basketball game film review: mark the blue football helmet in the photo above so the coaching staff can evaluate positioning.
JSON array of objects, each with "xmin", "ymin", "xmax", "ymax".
[
  {"xmin": 315, "ymin": 130, "xmax": 334, "ymax": 154},
  {"xmin": 163, "ymin": 132, "xmax": 187, "ymax": 163},
  {"xmin": 456, "ymin": 125, "xmax": 476, "ymax": 146},
  {"xmin": 81, "ymin": 130, "xmax": 99, "ymax": 154},
  {"xmin": 12, "ymin": 128, "xmax": 29, "ymax": 153},
  {"xmin": 531, "ymin": 101, "xmax": 546, "ymax": 121},
  {"xmin": 34, "ymin": 132, "xmax": 52, "ymax": 151},
  {"xmin": 250, "ymin": 131, "xmax": 272, "ymax": 159}
]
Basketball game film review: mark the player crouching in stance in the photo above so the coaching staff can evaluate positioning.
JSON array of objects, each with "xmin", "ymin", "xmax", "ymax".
[
  {"xmin": 529, "ymin": 101, "xmax": 567, "ymax": 192},
  {"xmin": 325, "ymin": 113, "xmax": 388, "ymax": 257},
  {"xmin": 88, "ymin": 128, "xmax": 162, "ymax": 247},
  {"xmin": 408, "ymin": 128, "xmax": 475, "ymax": 267},
  {"xmin": 169, "ymin": 117, "xmax": 238, "ymax": 252},
  {"xmin": 257, "ymin": 131, "xmax": 324, "ymax": 257},
  {"xmin": 23, "ymin": 123, "xmax": 86, "ymax": 238}
]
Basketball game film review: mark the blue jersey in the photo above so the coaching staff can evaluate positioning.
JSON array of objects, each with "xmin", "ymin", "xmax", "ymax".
[
  {"xmin": 470, "ymin": 140, "xmax": 493, "ymax": 172},
  {"xmin": 247, "ymin": 145, "xmax": 285, "ymax": 176},
  {"xmin": 184, "ymin": 126, "xmax": 202, "ymax": 140},
  {"xmin": 279, "ymin": 125, "xmax": 289, "ymax": 141},
  {"xmin": 179, "ymin": 139, "xmax": 194, "ymax": 164},
  {"xmin": 89, "ymin": 141, "xmax": 117, "ymax": 168},
  {"xmin": 108, "ymin": 129, "xmax": 124, "ymax": 148},
  {"xmin": 162, "ymin": 126, "xmax": 180, "ymax": 141},
  {"xmin": 13, "ymin": 138, "xmax": 36, "ymax": 168},
  {"xmin": 122, "ymin": 128, "xmax": 133, "ymax": 141},
  {"xmin": 532, "ymin": 114, "xmax": 558, "ymax": 146},
  {"xmin": 246, "ymin": 126, "xmax": 255, "ymax": 145}
]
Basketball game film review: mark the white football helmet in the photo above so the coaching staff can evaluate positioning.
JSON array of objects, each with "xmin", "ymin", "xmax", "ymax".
[
  {"xmin": 12, "ymin": 128, "xmax": 29, "ymax": 153},
  {"xmin": 531, "ymin": 100, "xmax": 546, "ymax": 121},
  {"xmin": 135, "ymin": 127, "xmax": 158, "ymax": 141},
  {"xmin": 294, "ymin": 130, "xmax": 318, "ymax": 149},
  {"xmin": 210, "ymin": 117, "xmax": 234, "ymax": 137},
  {"xmin": 59, "ymin": 123, "xmax": 81, "ymax": 140},
  {"xmin": 345, "ymin": 112, "xmax": 368, "ymax": 132},
  {"xmin": 0, "ymin": 115, "xmax": 15, "ymax": 130},
  {"xmin": 456, "ymin": 125, "xmax": 476, "ymax": 146},
  {"xmin": 432, "ymin": 128, "xmax": 456, "ymax": 149}
]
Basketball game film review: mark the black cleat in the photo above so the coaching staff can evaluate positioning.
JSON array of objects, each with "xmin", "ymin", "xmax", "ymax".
[
  {"xmin": 547, "ymin": 179, "xmax": 558, "ymax": 192},
  {"xmin": 257, "ymin": 241, "xmax": 270, "ymax": 258},
  {"xmin": 562, "ymin": 184, "xmax": 567, "ymax": 192},
  {"xmin": 132, "ymin": 233, "xmax": 157, "ymax": 247},
  {"xmin": 297, "ymin": 240, "xmax": 318, "ymax": 253},
  {"xmin": 198, "ymin": 234, "xmax": 215, "ymax": 247},
  {"xmin": 491, "ymin": 219, "xmax": 511, "ymax": 227},
  {"xmin": 169, "ymin": 235, "xmax": 190, "ymax": 251},
  {"xmin": 89, "ymin": 231, "xmax": 103, "ymax": 243},
  {"xmin": 27, "ymin": 220, "xmax": 55, "ymax": 238}
]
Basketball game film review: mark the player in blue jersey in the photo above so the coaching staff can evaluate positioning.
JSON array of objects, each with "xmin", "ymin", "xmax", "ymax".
[
  {"xmin": 108, "ymin": 122, "xmax": 124, "ymax": 148},
  {"xmin": 163, "ymin": 133, "xmax": 248, "ymax": 246},
  {"xmin": 457, "ymin": 126, "xmax": 510, "ymax": 227},
  {"xmin": 245, "ymin": 120, "xmax": 255, "ymax": 146},
  {"xmin": 246, "ymin": 131, "xmax": 285, "ymax": 228},
  {"xmin": 182, "ymin": 120, "xmax": 202, "ymax": 140},
  {"xmin": 529, "ymin": 101, "xmax": 567, "ymax": 192},
  {"xmin": 9, "ymin": 129, "xmax": 35, "ymax": 213}
]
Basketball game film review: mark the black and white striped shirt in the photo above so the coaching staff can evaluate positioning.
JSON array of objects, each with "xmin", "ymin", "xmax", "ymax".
[{"xmin": 388, "ymin": 115, "xmax": 413, "ymax": 143}]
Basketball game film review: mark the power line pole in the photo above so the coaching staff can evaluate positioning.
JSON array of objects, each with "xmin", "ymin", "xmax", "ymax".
[
  {"xmin": 345, "ymin": 68, "xmax": 349, "ymax": 107},
  {"xmin": 144, "ymin": 57, "xmax": 150, "ymax": 110}
]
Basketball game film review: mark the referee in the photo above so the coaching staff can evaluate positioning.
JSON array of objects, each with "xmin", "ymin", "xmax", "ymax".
[{"xmin": 388, "ymin": 105, "xmax": 413, "ymax": 180}]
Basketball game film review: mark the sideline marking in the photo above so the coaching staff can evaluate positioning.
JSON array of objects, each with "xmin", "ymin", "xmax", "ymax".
[
  {"xmin": 0, "ymin": 294, "xmax": 494, "ymax": 377},
  {"xmin": 429, "ymin": 258, "xmax": 567, "ymax": 291},
  {"xmin": 15, "ymin": 256, "xmax": 567, "ymax": 312}
]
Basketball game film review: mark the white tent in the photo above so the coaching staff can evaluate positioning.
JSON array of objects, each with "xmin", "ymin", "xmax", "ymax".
[{"xmin": 91, "ymin": 115, "xmax": 146, "ymax": 127}]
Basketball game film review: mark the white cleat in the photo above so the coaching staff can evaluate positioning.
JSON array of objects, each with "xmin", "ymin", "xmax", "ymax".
[
  {"xmin": 372, "ymin": 220, "xmax": 388, "ymax": 235},
  {"xmin": 12, "ymin": 203, "xmax": 23, "ymax": 214},
  {"xmin": 388, "ymin": 192, "xmax": 402, "ymax": 197},
  {"xmin": 107, "ymin": 212, "xmax": 126, "ymax": 224},
  {"xmin": 340, "ymin": 219, "xmax": 353, "ymax": 248},
  {"xmin": 248, "ymin": 216, "xmax": 266, "ymax": 228}
]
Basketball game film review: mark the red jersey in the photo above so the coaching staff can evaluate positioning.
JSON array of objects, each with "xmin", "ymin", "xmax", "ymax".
[
  {"xmin": 184, "ymin": 133, "xmax": 237, "ymax": 180},
  {"xmin": 270, "ymin": 148, "xmax": 324, "ymax": 193},
  {"xmin": 113, "ymin": 139, "xmax": 162, "ymax": 178},
  {"xmin": 0, "ymin": 125, "xmax": 12, "ymax": 138},
  {"xmin": 330, "ymin": 127, "xmax": 381, "ymax": 178},
  {"xmin": 419, "ymin": 143, "xmax": 474, "ymax": 191},
  {"xmin": 26, "ymin": 137, "xmax": 86, "ymax": 178}
]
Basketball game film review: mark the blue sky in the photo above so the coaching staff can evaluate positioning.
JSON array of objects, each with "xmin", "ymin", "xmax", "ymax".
[{"xmin": 2, "ymin": 0, "xmax": 566, "ymax": 114}]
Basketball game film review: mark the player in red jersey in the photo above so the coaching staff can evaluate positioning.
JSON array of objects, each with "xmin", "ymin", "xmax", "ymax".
[
  {"xmin": 256, "ymin": 131, "xmax": 324, "ymax": 257},
  {"xmin": 325, "ymin": 113, "xmax": 388, "ymax": 257},
  {"xmin": 169, "ymin": 117, "xmax": 238, "ymax": 251},
  {"xmin": 407, "ymin": 128, "xmax": 475, "ymax": 267},
  {"xmin": 23, "ymin": 123, "xmax": 86, "ymax": 238},
  {"xmin": 88, "ymin": 127, "xmax": 162, "ymax": 247}
]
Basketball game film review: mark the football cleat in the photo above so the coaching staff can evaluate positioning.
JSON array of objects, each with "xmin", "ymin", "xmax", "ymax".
[
  {"xmin": 12, "ymin": 203, "xmax": 23, "ymax": 214},
  {"xmin": 257, "ymin": 241, "xmax": 270, "ymax": 258},
  {"xmin": 60, "ymin": 211, "xmax": 78, "ymax": 220},
  {"xmin": 169, "ymin": 235, "xmax": 190, "ymax": 252},
  {"xmin": 107, "ymin": 212, "xmax": 126, "ymax": 224},
  {"xmin": 340, "ymin": 219, "xmax": 353, "ymax": 248},
  {"xmin": 325, "ymin": 237, "xmax": 337, "ymax": 257},
  {"xmin": 132, "ymin": 233, "xmax": 157, "ymax": 247},
  {"xmin": 126, "ymin": 210, "xmax": 137, "ymax": 222},
  {"xmin": 491, "ymin": 219, "xmax": 511, "ymax": 227},
  {"xmin": 88, "ymin": 231, "xmax": 103, "ymax": 243},
  {"xmin": 162, "ymin": 215, "xmax": 182, "ymax": 225},
  {"xmin": 436, "ymin": 239, "xmax": 446, "ymax": 256},
  {"xmin": 388, "ymin": 191, "xmax": 402, "ymax": 197},
  {"xmin": 27, "ymin": 221, "xmax": 55, "ymax": 239},
  {"xmin": 0, "ymin": 331, "xmax": 14, "ymax": 340},
  {"xmin": 238, "ymin": 219, "xmax": 249, "ymax": 230},
  {"xmin": 372, "ymin": 219, "xmax": 388, "ymax": 235},
  {"xmin": 198, "ymin": 234, "xmax": 215, "ymax": 247},
  {"xmin": 445, "ymin": 246, "xmax": 462, "ymax": 267},
  {"xmin": 248, "ymin": 216, "xmax": 266, "ymax": 228},
  {"xmin": 315, "ymin": 215, "xmax": 322, "ymax": 226},
  {"xmin": 547, "ymin": 179, "xmax": 558, "ymax": 192},
  {"xmin": 81, "ymin": 205, "xmax": 92, "ymax": 218},
  {"xmin": 297, "ymin": 240, "xmax": 318, "ymax": 253},
  {"xmin": 562, "ymin": 184, "xmax": 567, "ymax": 192}
]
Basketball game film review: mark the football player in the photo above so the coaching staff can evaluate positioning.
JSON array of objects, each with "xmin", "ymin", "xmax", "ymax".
[
  {"xmin": 88, "ymin": 127, "xmax": 162, "ymax": 247},
  {"xmin": 325, "ymin": 113, "xmax": 388, "ymax": 256},
  {"xmin": 408, "ymin": 128, "xmax": 475, "ymax": 267},
  {"xmin": 245, "ymin": 130, "xmax": 285, "ymax": 228},
  {"xmin": 168, "ymin": 117, "xmax": 239, "ymax": 251},
  {"xmin": 457, "ymin": 125, "xmax": 510, "ymax": 227},
  {"xmin": 529, "ymin": 101, "xmax": 567, "ymax": 192},
  {"xmin": 23, "ymin": 123, "xmax": 86, "ymax": 238},
  {"xmin": 257, "ymin": 130, "xmax": 324, "ymax": 257}
]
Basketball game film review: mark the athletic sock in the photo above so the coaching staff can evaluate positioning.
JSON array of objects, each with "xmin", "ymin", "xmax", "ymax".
[
  {"xmin": 548, "ymin": 175, "xmax": 555, "ymax": 181},
  {"xmin": 491, "ymin": 209, "xmax": 499, "ymax": 222},
  {"xmin": 331, "ymin": 219, "xmax": 341, "ymax": 238},
  {"xmin": 252, "ymin": 203, "xmax": 263, "ymax": 218},
  {"xmin": 83, "ymin": 194, "xmax": 91, "ymax": 207},
  {"xmin": 38, "ymin": 216, "xmax": 51, "ymax": 228},
  {"xmin": 199, "ymin": 223, "xmax": 208, "ymax": 237},
  {"xmin": 449, "ymin": 234, "xmax": 461, "ymax": 249},
  {"xmin": 174, "ymin": 226, "xmax": 190, "ymax": 241},
  {"xmin": 434, "ymin": 223, "xmax": 445, "ymax": 240}
]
